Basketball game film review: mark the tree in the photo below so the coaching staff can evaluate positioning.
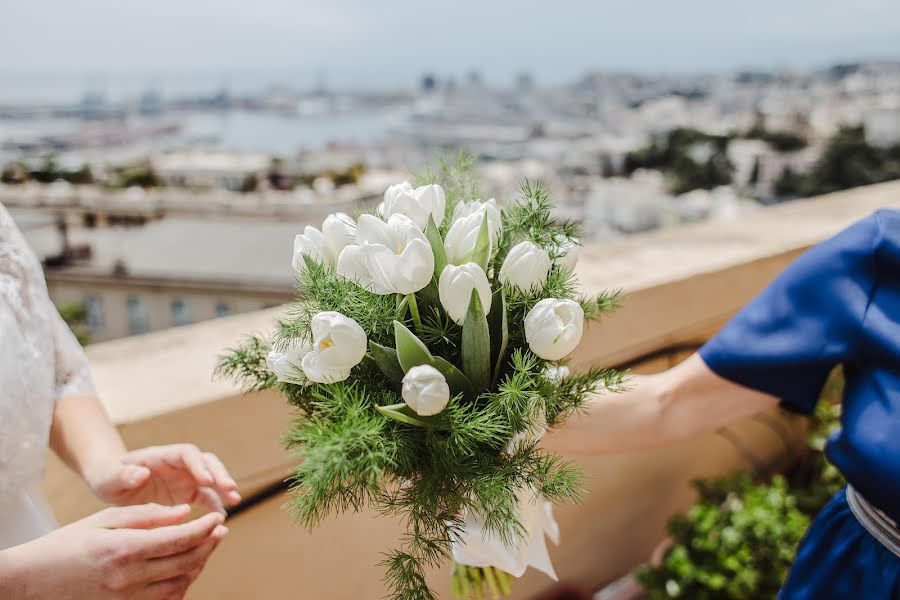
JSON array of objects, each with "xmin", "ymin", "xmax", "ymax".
[
  {"xmin": 744, "ymin": 124, "xmax": 808, "ymax": 152},
  {"xmin": 110, "ymin": 164, "xmax": 160, "ymax": 188},
  {"xmin": 804, "ymin": 126, "xmax": 900, "ymax": 195},
  {"xmin": 625, "ymin": 128, "xmax": 734, "ymax": 193}
]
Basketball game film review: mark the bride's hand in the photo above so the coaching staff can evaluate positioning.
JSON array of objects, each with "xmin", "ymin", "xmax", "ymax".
[
  {"xmin": 0, "ymin": 504, "xmax": 227, "ymax": 600},
  {"xmin": 87, "ymin": 444, "xmax": 241, "ymax": 514}
]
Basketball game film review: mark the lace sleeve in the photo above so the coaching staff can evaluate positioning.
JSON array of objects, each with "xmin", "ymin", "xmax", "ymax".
[
  {"xmin": 51, "ymin": 307, "xmax": 96, "ymax": 402},
  {"xmin": 0, "ymin": 202, "xmax": 97, "ymax": 403}
]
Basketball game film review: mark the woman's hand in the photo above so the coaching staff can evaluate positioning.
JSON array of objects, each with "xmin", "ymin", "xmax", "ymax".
[
  {"xmin": 87, "ymin": 445, "xmax": 241, "ymax": 515},
  {"xmin": 0, "ymin": 503, "xmax": 227, "ymax": 600}
]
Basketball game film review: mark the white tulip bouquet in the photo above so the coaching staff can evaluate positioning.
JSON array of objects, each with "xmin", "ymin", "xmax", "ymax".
[{"xmin": 218, "ymin": 157, "xmax": 623, "ymax": 600}]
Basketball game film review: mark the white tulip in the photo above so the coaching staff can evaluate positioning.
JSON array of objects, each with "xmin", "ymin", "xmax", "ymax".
[
  {"xmin": 292, "ymin": 212, "xmax": 356, "ymax": 270},
  {"xmin": 444, "ymin": 205, "xmax": 499, "ymax": 266},
  {"xmin": 378, "ymin": 181, "xmax": 446, "ymax": 230},
  {"xmin": 401, "ymin": 364, "xmax": 451, "ymax": 416},
  {"xmin": 499, "ymin": 241, "xmax": 552, "ymax": 291},
  {"xmin": 438, "ymin": 263, "xmax": 492, "ymax": 325},
  {"xmin": 381, "ymin": 181, "xmax": 414, "ymax": 212},
  {"xmin": 337, "ymin": 214, "xmax": 435, "ymax": 295},
  {"xmin": 524, "ymin": 299, "xmax": 584, "ymax": 361},
  {"xmin": 293, "ymin": 226, "xmax": 330, "ymax": 269},
  {"xmin": 266, "ymin": 340, "xmax": 312, "ymax": 385},
  {"xmin": 552, "ymin": 236, "xmax": 579, "ymax": 272},
  {"xmin": 299, "ymin": 311, "xmax": 367, "ymax": 383},
  {"xmin": 451, "ymin": 198, "xmax": 501, "ymax": 239}
]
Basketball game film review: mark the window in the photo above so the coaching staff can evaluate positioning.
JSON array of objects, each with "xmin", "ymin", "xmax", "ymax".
[
  {"xmin": 84, "ymin": 295, "xmax": 104, "ymax": 331},
  {"xmin": 126, "ymin": 296, "xmax": 149, "ymax": 335},
  {"xmin": 215, "ymin": 302, "xmax": 231, "ymax": 318},
  {"xmin": 170, "ymin": 298, "xmax": 192, "ymax": 327}
]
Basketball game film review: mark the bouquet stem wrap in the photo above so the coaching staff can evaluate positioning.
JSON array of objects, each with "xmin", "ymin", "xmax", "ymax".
[{"xmin": 453, "ymin": 486, "xmax": 561, "ymax": 581}]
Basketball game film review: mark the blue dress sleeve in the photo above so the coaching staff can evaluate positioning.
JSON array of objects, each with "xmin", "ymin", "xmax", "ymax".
[{"xmin": 698, "ymin": 213, "xmax": 882, "ymax": 414}]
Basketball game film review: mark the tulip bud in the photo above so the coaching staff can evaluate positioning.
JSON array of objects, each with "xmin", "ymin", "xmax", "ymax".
[
  {"xmin": 552, "ymin": 236, "xmax": 579, "ymax": 272},
  {"xmin": 266, "ymin": 340, "xmax": 312, "ymax": 385},
  {"xmin": 499, "ymin": 241, "xmax": 552, "ymax": 291},
  {"xmin": 438, "ymin": 263, "xmax": 492, "ymax": 325},
  {"xmin": 524, "ymin": 299, "xmax": 584, "ymax": 361},
  {"xmin": 297, "ymin": 311, "xmax": 367, "ymax": 383},
  {"xmin": 401, "ymin": 364, "xmax": 451, "ymax": 416}
]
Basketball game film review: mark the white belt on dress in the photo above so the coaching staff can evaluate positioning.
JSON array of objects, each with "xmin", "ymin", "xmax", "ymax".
[{"xmin": 846, "ymin": 485, "xmax": 900, "ymax": 559}]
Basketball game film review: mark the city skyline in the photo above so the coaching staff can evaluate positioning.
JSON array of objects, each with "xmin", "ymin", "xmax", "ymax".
[{"xmin": 2, "ymin": 0, "xmax": 900, "ymax": 100}]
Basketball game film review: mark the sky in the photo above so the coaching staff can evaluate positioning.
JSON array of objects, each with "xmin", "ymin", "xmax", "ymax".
[{"xmin": 2, "ymin": 0, "xmax": 900, "ymax": 98}]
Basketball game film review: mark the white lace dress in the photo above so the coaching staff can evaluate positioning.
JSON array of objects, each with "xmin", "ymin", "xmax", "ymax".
[{"xmin": 0, "ymin": 203, "xmax": 95, "ymax": 550}]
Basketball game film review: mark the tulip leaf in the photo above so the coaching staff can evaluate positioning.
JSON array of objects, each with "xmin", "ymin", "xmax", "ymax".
[
  {"xmin": 396, "ymin": 294, "xmax": 410, "ymax": 320},
  {"xmin": 394, "ymin": 320, "xmax": 433, "ymax": 372},
  {"xmin": 301, "ymin": 254, "xmax": 318, "ymax": 272},
  {"xmin": 470, "ymin": 211, "xmax": 491, "ymax": 270},
  {"xmin": 488, "ymin": 287, "xmax": 508, "ymax": 387},
  {"xmin": 431, "ymin": 355, "xmax": 475, "ymax": 401},
  {"xmin": 369, "ymin": 341, "xmax": 406, "ymax": 384},
  {"xmin": 374, "ymin": 402, "xmax": 430, "ymax": 427},
  {"xmin": 425, "ymin": 215, "xmax": 448, "ymax": 278},
  {"xmin": 461, "ymin": 289, "xmax": 491, "ymax": 393}
]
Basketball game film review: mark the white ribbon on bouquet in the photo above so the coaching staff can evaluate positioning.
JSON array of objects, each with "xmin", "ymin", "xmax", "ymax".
[
  {"xmin": 452, "ymin": 398, "xmax": 561, "ymax": 580},
  {"xmin": 452, "ymin": 486, "xmax": 561, "ymax": 580}
]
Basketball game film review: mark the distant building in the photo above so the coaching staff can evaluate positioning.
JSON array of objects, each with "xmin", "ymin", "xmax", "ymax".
[
  {"xmin": 864, "ymin": 100, "xmax": 900, "ymax": 148},
  {"xmin": 584, "ymin": 171, "xmax": 673, "ymax": 234},
  {"xmin": 19, "ymin": 214, "xmax": 299, "ymax": 341},
  {"xmin": 152, "ymin": 149, "xmax": 271, "ymax": 191}
]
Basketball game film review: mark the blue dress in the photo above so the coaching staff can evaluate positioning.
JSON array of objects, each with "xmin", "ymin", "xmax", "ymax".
[{"xmin": 699, "ymin": 209, "xmax": 900, "ymax": 598}]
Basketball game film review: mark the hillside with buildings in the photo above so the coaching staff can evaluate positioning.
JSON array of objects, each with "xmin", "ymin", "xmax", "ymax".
[{"xmin": 2, "ymin": 60, "xmax": 899, "ymax": 341}]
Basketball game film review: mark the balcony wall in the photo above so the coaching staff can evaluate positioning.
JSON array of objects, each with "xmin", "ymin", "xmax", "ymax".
[{"xmin": 42, "ymin": 181, "xmax": 900, "ymax": 599}]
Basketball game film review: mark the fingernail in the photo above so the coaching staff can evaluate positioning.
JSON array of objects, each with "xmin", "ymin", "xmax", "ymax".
[{"xmin": 174, "ymin": 503, "xmax": 190, "ymax": 511}]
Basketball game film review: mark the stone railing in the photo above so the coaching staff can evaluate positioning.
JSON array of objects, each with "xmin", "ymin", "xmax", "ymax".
[{"xmin": 42, "ymin": 181, "xmax": 900, "ymax": 599}]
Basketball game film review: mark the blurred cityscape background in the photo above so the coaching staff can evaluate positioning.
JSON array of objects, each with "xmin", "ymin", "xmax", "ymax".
[
  {"xmin": 7, "ymin": 3, "xmax": 900, "ymax": 599},
  {"xmin": 2, "ymin": 0, "xmax": 900, "ymax": 342}
]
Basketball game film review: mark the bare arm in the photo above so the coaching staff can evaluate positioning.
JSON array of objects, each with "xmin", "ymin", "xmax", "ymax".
[
  {"xmin": 542, "ymin": 353, "xmax": 779, "ymax": 455},
  {"xmin": 47, "ymin": 307, "xmax": 128, "ymax": 481},
  {"xmin": 47, "ymin": 310, "xmax": 240, "ymax": 511},
  {"xmin": 49, "ymin": 393, "xmax": 128, "ymax": 485}
]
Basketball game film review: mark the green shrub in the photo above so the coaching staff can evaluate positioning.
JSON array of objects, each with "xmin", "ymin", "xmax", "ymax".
[
  {"xmin": 789, "ymin": 372, "xmax": 845, "ymax": 516},
  {"xmin": 636, "ymin": 474, "xmax": 809, "ymax": 599},
  {"xmin": 637, "ymin": 369, "xmax": 846, "ymax": 598}
]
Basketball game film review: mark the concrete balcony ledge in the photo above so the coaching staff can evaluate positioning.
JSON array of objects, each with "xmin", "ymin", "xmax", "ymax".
[
  {"xmin": 43, "ymin": 181, "xmax": 900, "ymax": 599},
  {"xmin": 82, "ymin": 179, "xmax": 900, "ymax": 423}
]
